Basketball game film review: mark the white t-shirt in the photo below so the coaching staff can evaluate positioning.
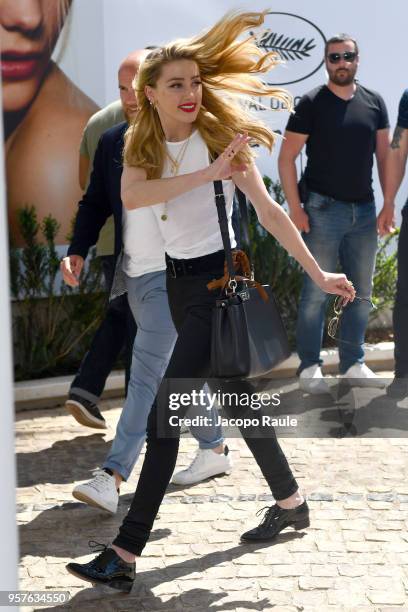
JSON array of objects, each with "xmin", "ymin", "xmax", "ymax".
[
  {"xmin": 152, "ymin": 130, "xmax": 236, "ymax": 259},
  {"xmin": 122, "ymin": 207, "xmax": 166, "ymax": 277}
]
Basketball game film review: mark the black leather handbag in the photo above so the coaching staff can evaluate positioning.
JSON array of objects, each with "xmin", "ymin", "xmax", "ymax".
[{"xmin": 211, "ymin": 180, "xmax": 291, "ymax": 379}]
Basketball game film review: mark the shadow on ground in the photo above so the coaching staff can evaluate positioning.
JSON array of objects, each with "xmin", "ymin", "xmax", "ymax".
[
  {"xmin": 19, "ymin": 500, "xmax": 171, "ymax": 559},
  {"xmin": 17, "ymin": 434, "xmax": 110, "ymax": 487}
]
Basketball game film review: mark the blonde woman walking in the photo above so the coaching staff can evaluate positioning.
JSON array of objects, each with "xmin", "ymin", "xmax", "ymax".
[{"xmin": 67, "ymin": 10, "xmax": 355, "ymax": 592}]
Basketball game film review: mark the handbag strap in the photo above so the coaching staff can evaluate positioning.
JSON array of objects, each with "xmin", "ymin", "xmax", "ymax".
[
  {"xmin": 235, "ymin": 186, "xmax": 255, "ymax": 281},
  {"xmin": 213, "ymin": 180, "xmax": 236, "ymax": 283},
  {"xmin": 213, "ymin": 180, "xmax": 254, "ymax": 284}
]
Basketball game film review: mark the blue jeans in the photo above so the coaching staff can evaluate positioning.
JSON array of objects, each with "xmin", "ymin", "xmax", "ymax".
[
  {"xmin": 104, "ymin": 270, "xmax": 223, "ymax": 481},
  {"xmin": 296, "ymin": 192, "xmax": 378, "ymax": 375},
  {"xmin": 70, "ymin": 255, "xmax": 136, "ymax": 401}
]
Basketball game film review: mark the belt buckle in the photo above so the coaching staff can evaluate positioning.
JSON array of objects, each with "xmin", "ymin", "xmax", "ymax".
[{"xmin": 169, "ymin": 260, "xmax": 177, "ymax": 278}]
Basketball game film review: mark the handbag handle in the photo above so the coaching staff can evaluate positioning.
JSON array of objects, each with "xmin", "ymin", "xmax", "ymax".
[{"xmin": 213, "ymin": 180, "xmax": 254, "ymax": 287}]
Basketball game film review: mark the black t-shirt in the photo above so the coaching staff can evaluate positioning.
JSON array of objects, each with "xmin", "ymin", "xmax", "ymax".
[{"xmin": 286, "ymin": 84, "xmax": 389, "ymax": 202}]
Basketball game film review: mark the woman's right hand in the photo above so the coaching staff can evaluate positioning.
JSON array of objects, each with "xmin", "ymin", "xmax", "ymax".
[
  {"xmin": 205, "ymin": 133, "xmax": 251, "ymax": 181},
  {"xmin": 317, "ymin": 271, "xmax": 355, "ymax": 304},
  {"xmin": 60, "ymin": 255, "xmax": 84, "ymax": 287}
]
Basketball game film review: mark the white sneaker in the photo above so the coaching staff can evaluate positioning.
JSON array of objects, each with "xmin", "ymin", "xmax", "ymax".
[
  {"xmin": 171, "ymin": 446, "xmax": 232, "ymax": 486},
  {"xmin": 72, "ymin": 470, "xmax": 119, "ymax": 514},
  {"xmin": 299, "ymin": 364, "xmax": 331, "ymax": 395},
  {"xmin": 340, "ymin": 363, "xmax": 386, "ymax": 388}
]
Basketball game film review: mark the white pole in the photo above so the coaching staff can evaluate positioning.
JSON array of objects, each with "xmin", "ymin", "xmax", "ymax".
[{"xmin": 0, "ymin": 84, "xmax": 19, "ymax": 605}]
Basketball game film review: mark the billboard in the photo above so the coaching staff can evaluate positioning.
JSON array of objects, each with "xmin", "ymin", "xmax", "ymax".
[{"xmin": 1, "ymin": 0, "xmax": 103, "ymax": 247}]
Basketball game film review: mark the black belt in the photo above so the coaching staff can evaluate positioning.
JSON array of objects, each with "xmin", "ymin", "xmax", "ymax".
[{"xmin": 165, "ymin": 250, "xmax": 225, "ymax": 278}]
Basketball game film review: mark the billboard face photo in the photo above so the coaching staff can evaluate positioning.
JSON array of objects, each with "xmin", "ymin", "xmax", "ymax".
[{"xmin": 1, "ymin": 0, "xmax": 99, "ymax": 247}]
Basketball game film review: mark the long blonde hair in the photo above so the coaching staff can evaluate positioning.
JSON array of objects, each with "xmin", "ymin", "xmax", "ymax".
[{"xmin": 124, "ymin": 10, "xmax": 292, "ymax": 179}]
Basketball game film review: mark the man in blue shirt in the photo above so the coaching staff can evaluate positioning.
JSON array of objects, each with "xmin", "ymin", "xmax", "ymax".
[{"xmin": 380, "ymin": 89, "xmax": 408, "ymax": 398}]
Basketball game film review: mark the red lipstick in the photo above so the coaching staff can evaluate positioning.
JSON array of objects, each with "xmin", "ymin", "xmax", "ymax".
[
  {"xmin": 178, "ymin": 103, "xmax": 197, "ymax": 113},
  {"xmin": 1, "ymin": 51, "xmax": 43, "ymax": 81}
]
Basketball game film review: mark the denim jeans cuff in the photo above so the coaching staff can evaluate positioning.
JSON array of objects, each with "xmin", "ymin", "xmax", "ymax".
[
  {"xmin": 338, "ymin": 358, "xmax": 364, "ymax": 375},
  {"xmin": 103, "ymin": 461, "xmax": 129, "ymax": 482},
  {"xmin": 296, "ymin": 361, "xmax": 323, "ymax": 376},
  {"xmin": 198, "ymin": 437, "xmax": 224, "ymax": 450}
]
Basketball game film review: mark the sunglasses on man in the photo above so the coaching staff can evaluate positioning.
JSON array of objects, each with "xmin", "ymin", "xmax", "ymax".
[{"xmin": 327, "ymin": 51, "xmax": 357, "ymax": 64}]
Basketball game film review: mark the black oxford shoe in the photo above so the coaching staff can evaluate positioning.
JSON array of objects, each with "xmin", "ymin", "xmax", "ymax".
[
  {"xmin": 241, "ymin": 501, "xmax": 310, "ymax": 542},
  {"xmin": 66, "ymin": 542, "xmax": 135, "ymax": 592}
]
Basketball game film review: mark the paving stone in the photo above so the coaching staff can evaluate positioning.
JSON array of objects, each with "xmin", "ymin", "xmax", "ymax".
[
  {"xmin": 366, "ymin": 589, "xmax": 406, "ymax": 605},
  {"xmin": 298, "ymin": 576, "xmax": 335, "ymax": 590},
  {"xmin": 338, "ymin": 564, "xmax": 367, "ymax": 577},
  {"xmin": 311, "ymin": 564, "xmax": 339, "ymax": 577},
  {"xmin": 376, "ymin": 520, "xmax": 406, "ymax": 530},
  {"xmin": 316, "ymin": 540, "xmax": 347, "ymax": 553},
  {"xmin": 252, "ymin": 590, "xmax": 293, "ymax": 606},
  {"xmin": 345, "ymin": 541, "xmax": 383, "ymax": 553},
  {"xmin": 364, "ymin": 531, "xmax": 398, "ymax": 542},
  {"xmin": 270, "ymin": 564, "xmax": 306, "ymax": 577},
  {"xmin": 258, "ymin": 577, "xmax": 296, "ymax": 592},
  {"xmin": 291, "ymin": 552, "xmax": 328, "ymax": 564},
  {"xmin": 327, "ymin": 589, "xmax": 368, "ymax": 606},
  {"xmin": 237, "ymin": 565, "xmax": 272, "ymax": 578},
  {"xmin": 292, "ymin": 590, "xmax": 329, "ymax": 608}
]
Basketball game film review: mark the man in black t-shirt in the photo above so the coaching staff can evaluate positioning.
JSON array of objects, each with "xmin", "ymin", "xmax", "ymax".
[
  {"xmin": 279, "ymin": 33, "xmax": 389, "ymax": 393},
  {"xmin": 381, "ymin": 89, "xmax": 408, "ymax": 398}
]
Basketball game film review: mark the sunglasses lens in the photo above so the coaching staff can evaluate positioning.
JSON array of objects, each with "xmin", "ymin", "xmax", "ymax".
[
  {"xmin": 328, "ymin": 51, "xmax": 356, "ymax": 64},
  {"xmin": 343, "ymin": 52, "xmax": 356, "ymax": 62},
  {"xmin": 328, "ymin": 317, "xmax": 338, "ymax": 338},
  {"xmin": 334, "ymin": 296, "xmax": 343, "ymax": 314},
  {"xmin": 328, "ymin": 53, "xmax": 340, "ymax": 63}
]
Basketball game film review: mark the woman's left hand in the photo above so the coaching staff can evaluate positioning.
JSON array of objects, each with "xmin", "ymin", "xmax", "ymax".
[{"xmin": 317, "ymin": 271, "xmax": 356, "ymax": 304}]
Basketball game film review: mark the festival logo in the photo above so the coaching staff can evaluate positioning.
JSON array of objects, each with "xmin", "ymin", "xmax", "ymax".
[{"xmin": 253, "ymin": 12, "xmax": 326, "ymax": 86}]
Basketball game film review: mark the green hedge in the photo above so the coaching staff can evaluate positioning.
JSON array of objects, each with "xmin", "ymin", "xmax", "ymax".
[{"xmin": 11, "ymin": 207, "xmax": 105, "ymax": 381}]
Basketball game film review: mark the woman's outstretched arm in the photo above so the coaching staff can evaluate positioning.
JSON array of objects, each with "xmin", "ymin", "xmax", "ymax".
[{"xmin": 233, "ymin": 163, "xmax": 355, "ymax": 301}]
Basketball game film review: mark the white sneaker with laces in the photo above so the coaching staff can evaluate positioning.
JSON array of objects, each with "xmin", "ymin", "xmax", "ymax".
[
  {"xmin": 299, "ymin": 364, "xmax": 331, "ymax": 395},
  {"xmin": 340, "ymin": 363, "xmax": 386, "ymax": 388},
  {"xmin": 72, "ymin": 469, "xmax": 119, "ymax": 514},
  {"xmin": 171, "ymin": 446, "xmax": 232, "ymax": 486}
]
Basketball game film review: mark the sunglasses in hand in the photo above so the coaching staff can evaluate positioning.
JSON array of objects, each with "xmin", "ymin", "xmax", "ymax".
[
  {"xmin": 327, "ymin": 295, "xmax": 376, "ymax": 348},
  {"xmin": 327, "ymin": 51, "xmax": 357, "ymax": 64}
]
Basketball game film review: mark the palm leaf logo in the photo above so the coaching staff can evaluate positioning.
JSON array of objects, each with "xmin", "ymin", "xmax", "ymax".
[{"xmin": 255, "ymin": 30, "xmax": 317, "ymax": 61}]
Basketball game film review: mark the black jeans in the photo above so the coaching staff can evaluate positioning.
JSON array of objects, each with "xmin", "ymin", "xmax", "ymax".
[
  {"xmin": 70, "ymin": 255, "xmax": 137, "ymax": 403},
  {"xmin": 393, "ymin": 206, "xmax": 408, "ymax": 376},
  {"xmin": 113, "ymin": 250, "xmax": 298, "ymax": 555}
]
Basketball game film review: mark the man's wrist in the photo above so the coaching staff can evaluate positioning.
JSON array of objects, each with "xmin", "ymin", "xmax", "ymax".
[
  {"xmin": 288, "ymin": 201, "xmax": 303, "ymax": 213},
  {"xmin": 382, "ymin": 200, "xmax": 395, "ymax": 209}
]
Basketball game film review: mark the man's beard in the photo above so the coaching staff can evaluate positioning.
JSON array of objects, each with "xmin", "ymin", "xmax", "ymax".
[{"xmin": 328, "ymin": 67, "xmax": 356, "ymax": 87}]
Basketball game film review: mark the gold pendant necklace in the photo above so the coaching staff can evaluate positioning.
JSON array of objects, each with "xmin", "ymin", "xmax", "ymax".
[{"xmin": 161, "ymin": 132, "xmax": 192, "ymax": 221}]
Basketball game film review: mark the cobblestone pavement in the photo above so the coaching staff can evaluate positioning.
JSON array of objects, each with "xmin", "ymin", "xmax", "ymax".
[{"xmin": 16, "ymin": 375, "xmax": 408, "ymax": 611}]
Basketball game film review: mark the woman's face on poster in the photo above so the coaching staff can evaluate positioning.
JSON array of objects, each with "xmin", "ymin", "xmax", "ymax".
[{"xmin": 0, "ymin": 0, "xmax": 72, "ymax": 113}]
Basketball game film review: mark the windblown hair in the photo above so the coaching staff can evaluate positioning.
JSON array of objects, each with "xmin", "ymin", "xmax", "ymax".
[{"xmin": 124, "ymin": 10, "xmax": 293, "ymax": 179}]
